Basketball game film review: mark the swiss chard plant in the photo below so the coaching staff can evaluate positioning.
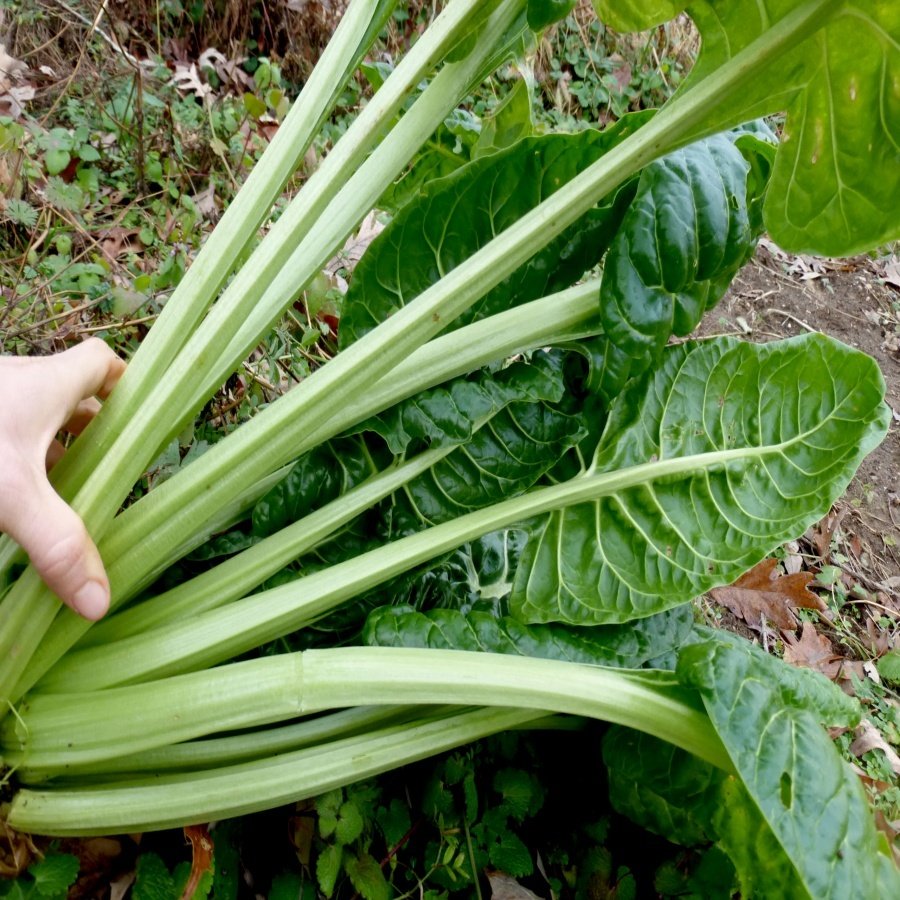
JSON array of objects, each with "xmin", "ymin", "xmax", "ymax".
[{"xmin": 0, "ymin": 0, "xmax": 898, "ymax": 895}]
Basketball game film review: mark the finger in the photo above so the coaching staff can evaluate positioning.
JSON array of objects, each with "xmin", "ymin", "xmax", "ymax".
[
  {"xmin": 0, "ymin": 469, "xmax": 110, "ymax": 620},
  {"xmin": 51, "ymin": 338, "xmax": 127, "ymax": 405},
  {"xmin": 46, "ymin": 439, "xmax": 66, "ymax": 471},
  {"xmin": 62, "ymin": 397, "xmax": 102, "ymax": 436}
]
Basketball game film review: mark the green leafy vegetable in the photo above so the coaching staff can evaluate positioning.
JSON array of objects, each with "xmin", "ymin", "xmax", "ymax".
[
  {"xmin": 600, "ymin": 130, "xmax": 774, "ymax": 356},
  {"xmin": 0, "ymin": 2, "xmax": 896, "ymax": 892},
  {"xmin": 340, "ymin": 114, "xmax": 651, "ymax": 346},
  {"xmin": 512, "ymin": 334, "xmax": 889, "ymax": 624},
  {"xmin": 678, "ymin": 632, "xmax": 897, "ymax": 898},
  {"xmin": 681, "ymin": 0, "xmax": 900, "ymax": 254},
  {"xmin": 603, "ymin": 727, "xmax": 724, "ymax": 847},
  {"xmin": 363, "ymin": 605, "xmax": 693, "ymax": 668},
  {"xmin": 527, "ymin": 0, "xmax": 579, "ymax": 31}
]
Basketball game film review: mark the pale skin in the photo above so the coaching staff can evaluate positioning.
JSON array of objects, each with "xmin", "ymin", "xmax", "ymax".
[{"xmin": 0, "ymin": 339, "xmax": 126, "ymax": 620}]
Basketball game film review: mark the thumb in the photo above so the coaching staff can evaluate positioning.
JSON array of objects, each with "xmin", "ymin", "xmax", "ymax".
[{"xmin": 3, "ymin": 471, "xmax": 110, "ymax": 620}]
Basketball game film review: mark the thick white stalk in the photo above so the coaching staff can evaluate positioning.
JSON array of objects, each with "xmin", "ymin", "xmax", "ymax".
[
  {"xmin": 13, "ymin": 706, "xmax": 428, "ymax": 781},
  {"xmin": 7, "ymin": 707, "xmax": 547, "ymax": 836},
  {"xmin": 6, "ymin": 649, "xmax": 727, "ymax": 773},
  {"xmin": 4, "ymin": 655, "xmax": 305, "ymax": 768}
]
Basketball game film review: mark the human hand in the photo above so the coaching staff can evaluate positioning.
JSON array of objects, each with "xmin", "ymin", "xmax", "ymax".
[{"xmin": 0, "ymin": 339, "xmax": 126, "ymax": 619}]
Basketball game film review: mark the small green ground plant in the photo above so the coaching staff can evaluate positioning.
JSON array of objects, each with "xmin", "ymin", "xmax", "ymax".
[
  {"xmin": 0, "ymin": 8, "xmax": 292, "ymax": 359},
  {"xmin": 0, "ymin": 1, "xmax": 898, "ymax": 896}
]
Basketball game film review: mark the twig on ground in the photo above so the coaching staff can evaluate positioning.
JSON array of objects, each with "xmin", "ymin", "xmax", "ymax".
[
  {"xmin": 842, "ymin": 597, "xmax": 900, "ymax": 619},
  {"xmin": 765, "ymin": 308, "xmax": 818, "ymax": 333},
  {"xmin": 78, "ymin": 313, "xmax": 158, "ymax": 334}
]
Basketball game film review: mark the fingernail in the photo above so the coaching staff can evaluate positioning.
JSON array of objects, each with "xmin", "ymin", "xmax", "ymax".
[{"xmin": 73, "ymin": 581, "xmax": 109, "ymax": 620}]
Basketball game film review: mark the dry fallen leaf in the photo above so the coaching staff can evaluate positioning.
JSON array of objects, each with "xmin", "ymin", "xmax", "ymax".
[
  {"xmin": 289, "ymin": 800, "xmax": 316, "ymax": 866},
  {"xmin": 109, "ymin": 872, "xmax": 135, "ymax": 900},
  {"xmin": 63, "ymin": 836, "xmax": 123, "ymax": 899},
  {"xmin": 783, "ymin": 622, "xmax": 843, "ymax": 678},
  {"xmin": 98, "ymin": 226, "xmax": 141, "ymax": 264},
  {"xmin": 488, "ymin": 872, "xmax": 546, "ymax": 899},
  {"xmin": 875, "ymin": 255, "xmax": 900, "ymax": 290},
  {"xmin": 327, "ymin": 210, "xmax": 386, "ymax": 276},
  {"xmin": 0, "ymin": 43, "xmax": 27, "ymax": 93},
  {"xmin": 865, "ymin": 618, "xmax": 894, "ymax": 656},
  {"xmin": 0, "ymin": 822, "xmax": 36, "ymax": 877},
  {"xmin": 850, "ymin": 720, "xmax": 900, "ymax": 777},
  {"xmin": 808, "ymin": 508, "xmax": 844, "ymax": 561},
  {"xmin": 172, "ymin": 62, "xmax": 213, "ymax": 99},
  {"xmin": 191, "ymin": 183, "xmax": 218, "ymax": 221},
  {"xmin": 0, "ymin": 83, "xmax": 33, "ymax": 118},
  {"xmin": 710, "ymin": 557, "xmax": 826, "ymax": 632},
  {"xmin": 783, "ymin": 539, "xmax": 803, "ymax": 575}
]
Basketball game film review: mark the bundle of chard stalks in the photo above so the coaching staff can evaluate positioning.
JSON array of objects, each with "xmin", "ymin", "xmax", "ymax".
[{"xmin": 1, "ymin": 1, "xmax": 898, "ymax": 895}]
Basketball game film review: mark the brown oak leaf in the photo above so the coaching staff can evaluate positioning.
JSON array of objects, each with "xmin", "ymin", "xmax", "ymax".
[
  {"xmin": 783, "ymin": 622, "xmax": 843, "ymax": 678},
  {"xmin": 710, "ymin": 558, "xmax": 827, "ymax": 632}
]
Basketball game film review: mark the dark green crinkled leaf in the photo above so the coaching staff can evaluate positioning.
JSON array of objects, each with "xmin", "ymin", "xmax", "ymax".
[
  {"xmin": 600, "ymin": 131, "xmax": 770, "ymax": 357},
  {"xmin": 602, "ymin": 727, "xmax": 724, "ymax": 847},
  {"xmin": 511, "ymin": 334, "xmax": 889, "ymax": 624},
  {"xmin": 187, "ymin": 528, "xmax": 260, "ymax": 561},
  {"xmin": 363, "ymin": 604, "xmax": 693, "ymax": 668},
  {"xmin": 561, "ymin": 334, "xmax": 639, "ymax": 406},
  {"xmin": 253, "ymin": 353, "xmax": 572, "ymax": 538},
  {"xmin": 252, "ymin": 438, "xmax": 375, "ymax": 537},
  {"xmin": 397, "ymin": 396, "xmax": 585, "ymax": 529},
  {"xmin": 677, "ymin": 633, "xmax": 897, "ymax": 899},
  {"xmin": 340, "ymin": 112, "xmax": 653, "ymax": 348},
  {"xmin": 250, "ymin": 351, "xmax": 590, "ymax": 642},
  {"xmin": 361, "ymin": 528, "xmax": 528, "ymax": 619},
  {"xmin": 733, "ymin": 128, "xmax": 778, "ymax": 232},
  {"xmin": 354, "ymin": 350, "xmax": 569, "ymax": 455}
]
